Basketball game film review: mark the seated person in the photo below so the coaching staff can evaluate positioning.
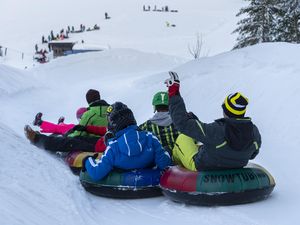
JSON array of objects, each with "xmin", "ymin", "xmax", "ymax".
[
  {"xmin": 165, "ymin": 71, "xmax": 261, "ymax": 171},
  {"xmin": 83, "ymin": 102, "xmax": 171, "ymax": 181},
  {"xmin": 139, "ymin": 91, "xmax": 179, "ymax": 152},
  {"xmin": 32, "ymin": 107, "xmax": 87, "ymax": 135},
  {"xmin": 24, "ymin": 124, "xmax": 108, "ymax": 153},
  {"xmin": 68, "ymin": 89, "xmax": 110, "ymax": 138}
]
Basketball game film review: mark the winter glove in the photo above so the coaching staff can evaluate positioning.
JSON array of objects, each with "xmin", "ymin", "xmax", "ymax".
[
  {"xmin": 165, "ymin": 71, "xmax": 180, "ymax": 97},
  {"xmin": 81, "ymin": 153, "xmax": 99, "ymax": 172},
  {"xmin": 72, "ymin": 125, "xmax": 87, "ymax": 132}
]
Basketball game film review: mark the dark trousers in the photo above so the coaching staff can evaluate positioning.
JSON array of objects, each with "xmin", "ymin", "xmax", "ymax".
[{"xmin": 34, "ymin": 134, "xmax": 98, "ymax": 152}]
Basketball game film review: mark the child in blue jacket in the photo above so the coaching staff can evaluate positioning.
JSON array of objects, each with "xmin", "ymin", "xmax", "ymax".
[{"xmin": 83, "ymin": 102, "xmax": 171, "ymax": 181}]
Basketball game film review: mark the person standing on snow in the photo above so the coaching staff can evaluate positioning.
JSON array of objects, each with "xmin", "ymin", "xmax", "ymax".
[
  {"xmin": 139, "ymin": 91, "xmax": 179, "ymax": 153},
  {"xmin": 82, "ymin": 102, "xmax": 171, "ymax": 181},
  {"xmin": 165, "ymin": 71, "xmax": 261, "ymax": 171}
]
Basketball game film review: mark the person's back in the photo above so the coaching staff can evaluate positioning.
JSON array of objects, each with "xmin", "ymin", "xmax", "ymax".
[
  {"xmin": 139, "ymin": 91, "xmax": 179, "ymax": 151},
  {"xmin": 84, "ymin": 102, "xmax": 171, "ymax": 181},
  {"xmin": 68, "ymin": 89, "xmax": 109, "ymax": 138},
  {"xmin": 106, "ymin": 125, "xmax": 169, "ymax": 170},
  {"xmin": 165, "ymin": 72, "xmax": 261, "ymax": 171}
]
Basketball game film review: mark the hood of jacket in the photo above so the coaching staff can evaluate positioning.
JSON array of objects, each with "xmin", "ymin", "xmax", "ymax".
[
  {"xmin": 89, "ymin": 99, "xmax": 110, "ymax": 108},
  {"xmin": 221, "ymin": 117, "xmax": 255, "ymax": 151},
  {"xmin": 149, "ymin": 112, "xmax": 173, "ymax": 126},
  {"xmin": 115, "ymin": 125, "xmax": 147, "ymax": 157}
]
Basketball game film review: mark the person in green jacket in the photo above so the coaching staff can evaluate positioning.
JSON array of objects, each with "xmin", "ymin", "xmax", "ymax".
[
  {"xmin": 24, "ymin": 89, "xmax": 110, "ymax": 153},
  {"xmin": 67, "ymin": 89, "xmax": 109, "ymax": 138},
  {"xmin": 139, "ymin": 91, "xmax": 179, "ymax": 153},
  {"xmin": 165, "ymin": 71, "xmax": 261, "ymax": 171}
]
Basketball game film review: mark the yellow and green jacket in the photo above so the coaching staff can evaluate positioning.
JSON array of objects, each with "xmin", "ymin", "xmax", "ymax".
[{"xmin": 139, "ymin": 112, "xmax": 180, "ymax": 151}]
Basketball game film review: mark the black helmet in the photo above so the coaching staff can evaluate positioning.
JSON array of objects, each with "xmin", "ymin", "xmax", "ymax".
[{"xmin": 107, "ymin": 102, "xmax": 136, "ymax": 133}]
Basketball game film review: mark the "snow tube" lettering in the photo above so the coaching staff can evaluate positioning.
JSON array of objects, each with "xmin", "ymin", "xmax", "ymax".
[{"xmin": 160, "ymin": 163, "xmax": 275, "ymax": 205}]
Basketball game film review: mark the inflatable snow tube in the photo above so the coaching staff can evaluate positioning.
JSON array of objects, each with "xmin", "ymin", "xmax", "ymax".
[
  {"xmin": 65, "ymin": 151, "xmax": 102, "ymax": 175},
  {"xmin": 160, "ymin": 163, "xmax": 275, "ymax": 206},
  {"xmin": 80, "ymin": 168, "xmax": 162, "ymax": 199}
]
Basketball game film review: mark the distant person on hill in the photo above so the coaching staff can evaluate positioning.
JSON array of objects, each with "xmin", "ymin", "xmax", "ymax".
[
  {"xmin": 105, "ymin": 12, "xmax": 110, "ymax": 19},
  {"xmin": 164, "ymin": 71, "xmax": 261, "ymax": 171},
  {"xmin": 35, "ymin": 44, "xmax": 38, "ymax": 53},
  {"xmin": 139, "ymin": 91, "xmax": 179, "ymax": 153},
  {"xmin": 50, "ymin": 30, "xmax": 55, "ymax": 40},
  {"xmin": 0, "ymin": 46, "xmax": 3, "ymax": 57},
  {"xmin": 42, "ymin": 35, "xmax": 47, "ymax": 43},
  {"xmin": 82, "ymin": 102, "xmax": 171, "ymax": 181}
]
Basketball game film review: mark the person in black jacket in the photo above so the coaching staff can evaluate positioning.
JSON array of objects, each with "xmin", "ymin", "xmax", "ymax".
[{"xmin": 165, "ymin": 71, "xmax": 261, "ymax": 171}]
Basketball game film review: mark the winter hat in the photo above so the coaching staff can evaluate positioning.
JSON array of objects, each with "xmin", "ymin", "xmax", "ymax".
[
  {"xmin": 76, "ymin": 107, "xmax": 87, "ymax": 120},
  {"xmin": 222, "ymin": 92, "xmax": 249, "ymax": 118},
  {"xmin": 107, "ymin": 102, "xmax": 137, "ymax": 133},
  {"xmin": 152, "ymin": 91, "xmax": 169, "ymax": 106},
  {"xmin": 86, "ymin": 89, "xmax": 100, "ymax": 105}
]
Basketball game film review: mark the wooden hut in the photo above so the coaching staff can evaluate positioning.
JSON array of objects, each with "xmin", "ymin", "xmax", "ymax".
[{"xmin": 49, "ymin": 42, "xmax": 75, "ymax": 58}]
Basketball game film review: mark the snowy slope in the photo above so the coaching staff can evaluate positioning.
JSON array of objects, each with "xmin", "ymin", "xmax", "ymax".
[
  {"xmin": 1, "ymin": 0, "xmax": 299, "ymax": 224},
  {"xmin": 0, "ymin": 43, "xmax": 299, "ymax": 225},
  {"xmin": 0, "ymin": 0, "xmax": 245, "ymax": 68}
]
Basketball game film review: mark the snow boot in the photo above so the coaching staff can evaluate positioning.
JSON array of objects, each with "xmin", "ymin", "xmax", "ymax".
[
  {"xmin": 24, "ymin": 125, "xmax": 38, "ymax": 143},
  {"xmin": 33, "ymin": 112, "xmax": 43, "ymax": 126},
  {"xmin": 57, "ymin": 116, "xmax": 65, "ymax": 124}
]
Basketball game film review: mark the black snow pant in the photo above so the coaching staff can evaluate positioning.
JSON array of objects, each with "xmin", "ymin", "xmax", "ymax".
[{"xmin": 33, "ymin": 133, "xmax": 99, "ymax": 152}]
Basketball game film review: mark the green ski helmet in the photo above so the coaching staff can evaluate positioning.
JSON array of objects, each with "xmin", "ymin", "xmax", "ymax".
[{"xmin": 152, "ymin": 91, "xmax": 169, "ymax": 112}]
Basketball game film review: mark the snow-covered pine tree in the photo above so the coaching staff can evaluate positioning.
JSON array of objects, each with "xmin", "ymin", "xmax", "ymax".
[
  {"xmin": 233, "ymin": 0, "xmax": 278, "ymax": 49},
  {"xmin": 275, "ymin": 0, "xmax": 300, "ymax": 43}
]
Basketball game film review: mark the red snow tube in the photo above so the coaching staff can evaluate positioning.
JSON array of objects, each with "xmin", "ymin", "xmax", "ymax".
[{"xmin": 160, "ymin": 164, "xmax": 275, "ymax": 206}]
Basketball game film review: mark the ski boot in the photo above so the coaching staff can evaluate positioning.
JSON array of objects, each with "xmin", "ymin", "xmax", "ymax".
[
  {"xmin": 57, "ymin": 116, "xmax": 65, "ymax": 124},
  {"xmin": 33, "ymin": 112, "xmax": 43, "ymax": 126},
  {"xmin": 24, "ymin": 125, "xmax": 38, "ymax": 143}
]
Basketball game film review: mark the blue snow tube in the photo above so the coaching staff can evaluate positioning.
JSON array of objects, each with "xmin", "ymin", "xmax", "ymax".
[{"xmin": 80, "ymin": 168, "xmax": 162, "ymax": 199}]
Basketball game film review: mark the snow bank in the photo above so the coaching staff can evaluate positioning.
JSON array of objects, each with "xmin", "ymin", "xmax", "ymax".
[{"xmin": 1, "ymin": 43, "xmax": 300, "ymax": 225}]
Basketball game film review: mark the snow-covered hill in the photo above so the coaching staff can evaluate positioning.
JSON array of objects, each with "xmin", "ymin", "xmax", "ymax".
[
  {"xmin": 1, "ymin": 43, "xmax": 300, "ymax": 225},
  {"xmin": 1, "ymin": 0, "xmax": 299, "ymax": 224},
  {"xmin": 0, "ymin": 0, "xmax": 245, "ymax": 68}
]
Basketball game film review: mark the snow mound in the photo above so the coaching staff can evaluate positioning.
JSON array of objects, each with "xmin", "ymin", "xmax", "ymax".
[
  {"xmin": 0, "ymin": 65, "xmax": 36, "ymax": 96},
  {"xmin": 0, "ymin": 43, "xmax": 299, "ymax": 225}
]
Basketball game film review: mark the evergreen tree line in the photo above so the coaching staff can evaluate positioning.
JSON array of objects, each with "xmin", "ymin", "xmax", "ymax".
[{"xmin": 233, "ymin": 0, "xmax": 300, "ymax": 49}]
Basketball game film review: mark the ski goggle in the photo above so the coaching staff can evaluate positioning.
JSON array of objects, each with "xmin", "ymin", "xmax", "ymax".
[
  {"xmin": 106, "ymin": 105, "xmax": 114, "ymax": 124},
  {"xmin": 107, "ymin": 105, "xmax": 113, "ymax": 114}
]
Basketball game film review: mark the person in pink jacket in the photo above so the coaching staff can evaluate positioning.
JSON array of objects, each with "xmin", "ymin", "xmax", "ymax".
[{"xmin": 33, "ymin": 107, "xmax": 87, "ymax": 135}]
